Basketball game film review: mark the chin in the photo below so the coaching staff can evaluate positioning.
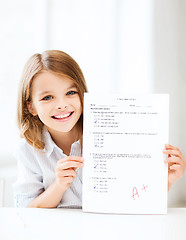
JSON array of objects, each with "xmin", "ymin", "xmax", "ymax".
[{"xmin": 55, "ymin": 124, "xmax": 77, "ymax": 133}]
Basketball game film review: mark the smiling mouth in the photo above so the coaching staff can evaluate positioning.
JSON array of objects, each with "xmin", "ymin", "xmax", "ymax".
[{"xmin": 51, "ymin": 112, "xmax": 74, "ymax": 120}]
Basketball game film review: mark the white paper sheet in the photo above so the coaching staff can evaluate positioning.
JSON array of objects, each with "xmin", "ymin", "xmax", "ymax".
[{"xmin": 82, "ymin": 93, "xmax": 169, "ymax": 214}]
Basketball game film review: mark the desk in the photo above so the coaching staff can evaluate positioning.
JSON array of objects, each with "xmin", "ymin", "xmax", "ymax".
[{"xmin": 0, "ymin": 208, "xmax": 186, "ymax": 240}]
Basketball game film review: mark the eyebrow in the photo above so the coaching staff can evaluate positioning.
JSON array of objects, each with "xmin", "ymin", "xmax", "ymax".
[
  {"xmin": 37, "ymin": 83, "xmax": 77, "ymax": 97},
  {"xmin": 67, "ymin": 83, "xmax": 77, "ymax": 90},
  {"xmin": 38, "ymin": 91, "xmax": 51, "ymax": 97}
]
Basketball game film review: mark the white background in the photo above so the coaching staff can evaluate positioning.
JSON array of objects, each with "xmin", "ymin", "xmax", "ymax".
[{"xmin": 0, "ymin": 0, "xmax": 186, "ymax": 207}]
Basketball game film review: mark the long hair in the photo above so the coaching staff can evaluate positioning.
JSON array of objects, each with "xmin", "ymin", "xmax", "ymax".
[{"xmin": 17, "ymin": 50, "xmax": 88, "ymax": 149}]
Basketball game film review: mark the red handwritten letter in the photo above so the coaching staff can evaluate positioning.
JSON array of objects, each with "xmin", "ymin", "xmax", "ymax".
[{"xmin": 131, "ymin": 187, "xmax": 139, "ymax": 200}]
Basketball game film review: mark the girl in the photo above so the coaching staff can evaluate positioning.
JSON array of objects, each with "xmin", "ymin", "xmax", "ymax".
[
  {"xmin": 14, "ymin": 50, "xmax": 185, "ymax": 208},
  {"xmin": 14, "ymin": 50, "xmax": 87, "ymax": 208}
]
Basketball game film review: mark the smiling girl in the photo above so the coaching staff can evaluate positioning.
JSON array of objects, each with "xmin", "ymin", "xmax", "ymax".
[
  {"xmin": 14, "ymin": 50, "xmax": 87, "ymax": 208},
  {"xmin": 14, "ymin": 50, "xmax": 185, "ymax": 208}
]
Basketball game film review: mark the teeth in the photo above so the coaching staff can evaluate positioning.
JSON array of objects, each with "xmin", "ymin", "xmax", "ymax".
[{"xmin": 54, "ymin": 113, "xmax": 71, "ymax": 119}]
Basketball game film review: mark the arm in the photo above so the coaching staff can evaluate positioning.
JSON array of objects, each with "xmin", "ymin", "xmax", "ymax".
[
  {"xmin": 163, "ymin": 144, "xmax": 186, "ymax": 191},
  {"xmin": 28, "ymin": 156, "xmax": 84, "ymax": 208}
]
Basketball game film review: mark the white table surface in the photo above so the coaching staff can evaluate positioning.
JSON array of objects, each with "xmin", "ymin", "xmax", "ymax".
[{"xmin": 0, "ymin": 208, "xmax": 186, "ymax": 240}]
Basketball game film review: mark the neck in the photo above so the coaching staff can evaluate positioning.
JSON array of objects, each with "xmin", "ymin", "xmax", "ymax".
[{"xmin": 47, "ymin": 126, "xmax": 79, "ymax": 156}]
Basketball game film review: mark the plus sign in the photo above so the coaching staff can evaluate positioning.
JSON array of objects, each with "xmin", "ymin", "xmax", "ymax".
[{"xmin": 141, "ymin": 184, "xmax": 148, "ymax": 192}]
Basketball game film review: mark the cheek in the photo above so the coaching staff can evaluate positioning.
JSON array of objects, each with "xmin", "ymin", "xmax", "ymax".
[
  {"xmin": 73, "ymin": 97, "xmax": 82, "ymax": 112},
  {"xmin": 34, "ymin": 103, "xmax": 49, "ymax": 118},
  {"xmin": 76, "ymin": 101, "xmax": 82, "ymax": 114}
]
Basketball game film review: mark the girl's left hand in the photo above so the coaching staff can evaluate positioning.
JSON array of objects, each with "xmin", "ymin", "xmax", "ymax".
[{"xmin": 163, "ymin": 144, "xmax": 186, "ymax": 190}]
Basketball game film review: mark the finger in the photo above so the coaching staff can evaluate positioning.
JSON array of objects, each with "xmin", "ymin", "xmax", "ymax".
[
  {"xmin": 57, "ymin": 161, "xmax": 84, "ymax": 170},
  {"xmin": 165, "ymin": 144, "xmax": 179, "ymax": 150},
  {"xmin": 62, "ymin": 176, "xmax": 75, "ymax": 184},
  {"xmin": 58, "ymin": 156, "xmax": 84, "ymax": 164},
  {"xmin": 163, "ymin": 149, "xmax": 183, "ymax": 158},
  {"xmin": 56, "ymin": 169, "xmax": 77, "ymax": 178},
  {"xmin": 164, "ymin": 156, "xmax": 183, "ymax": 165},
  {"xmin": 164, "ymin": 145, "xmax": 184, "ymax": 158},
  {"xmin": 169, "ymin": 164, "xmax": 185, "ymax": 176},
  {"xmin": 169, "ymin": 164, "xmax": 181, "ymax": 170}
]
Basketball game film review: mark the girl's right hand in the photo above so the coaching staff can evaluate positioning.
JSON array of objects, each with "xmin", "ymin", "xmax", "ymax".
[{"xmin": 55, "ymin": 156, "xmax": 84, "ymax": 190}]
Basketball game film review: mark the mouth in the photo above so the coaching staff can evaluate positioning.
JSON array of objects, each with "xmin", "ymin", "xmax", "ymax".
[{"xmin": 51, "ymin": 112, "xmax": 74, "ymax": 121}]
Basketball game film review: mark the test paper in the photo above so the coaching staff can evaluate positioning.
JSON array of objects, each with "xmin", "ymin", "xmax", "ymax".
[{"xmin": 82, "ymin": 93, "xmax": 169, "ymax": 214}]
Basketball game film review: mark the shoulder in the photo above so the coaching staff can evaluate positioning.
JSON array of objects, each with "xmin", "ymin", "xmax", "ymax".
[
  {"xmin": 14, "ymin": 138, "xmax": 43, "ymax": 168},
  {"xmin": 15, "ymin": 126, "xmax": 48, "ymax": 157},
  {"xmin": 14, "ymin": 138, "xmax": 47, "ymax": 175},
  {"xmin": 15, "ymin": 138, "xmax": 35, "ymax": 157}
]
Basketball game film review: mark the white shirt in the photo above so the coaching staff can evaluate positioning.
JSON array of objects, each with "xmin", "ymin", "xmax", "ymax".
[{"xmin": 13, "ymin": 128, "xmax": 82, "ymax": 208}]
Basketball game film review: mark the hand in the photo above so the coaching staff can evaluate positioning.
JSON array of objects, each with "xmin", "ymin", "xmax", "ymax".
[
  {"xmin": 163, "ymin": 144, "xmax": 186, "ymax": 190},
  {"xmin": 55, "ymin": 156, "xmax": 84, "ymax": 190}
]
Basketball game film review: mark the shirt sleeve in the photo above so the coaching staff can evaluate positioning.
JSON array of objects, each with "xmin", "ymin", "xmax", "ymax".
[{"xmin": 13, "ymin": 140, "xmax": 44, "ymax": 207}]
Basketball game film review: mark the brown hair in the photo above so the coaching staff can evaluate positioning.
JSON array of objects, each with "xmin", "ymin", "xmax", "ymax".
[{"xmin": 17, "ymin": 50, "xmax": 88, "ymax": 149}]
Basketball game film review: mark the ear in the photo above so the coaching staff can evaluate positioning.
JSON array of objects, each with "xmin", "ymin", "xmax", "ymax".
[{"xmin": 27, "ymin": 101, "xmax": 37, "ymax": 116}]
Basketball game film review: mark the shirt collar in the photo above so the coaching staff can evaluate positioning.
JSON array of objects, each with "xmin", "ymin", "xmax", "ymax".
[
  {"xmin": 42, "ymin": 126, "xmax": 80, "ymax": 158},
  {"xmin": 41, "ymin": 127, "xmax": 57, "ymax": 157}
]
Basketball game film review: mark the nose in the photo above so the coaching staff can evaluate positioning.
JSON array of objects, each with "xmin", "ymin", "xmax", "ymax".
[
  {"xmin": 57, "ymin": 105, "xmax": 67, "ymax": 110},
  {"xmin": 55, "ymin": 97, "xmax": 68, "ymax": 111}
]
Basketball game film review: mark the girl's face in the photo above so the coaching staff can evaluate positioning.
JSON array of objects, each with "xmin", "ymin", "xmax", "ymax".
[{"xmin": 28, "ymin": 71, "xmax": 82, "ymax": 136}]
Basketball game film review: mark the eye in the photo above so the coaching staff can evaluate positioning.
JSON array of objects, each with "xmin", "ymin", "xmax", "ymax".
[
  {"xmin": 42, "ymin": 95, "xmax": 53, "ymax": 101},
  {"xmin": 66, "ymin": 90, "xmax": 78, "ymax": 96}
]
